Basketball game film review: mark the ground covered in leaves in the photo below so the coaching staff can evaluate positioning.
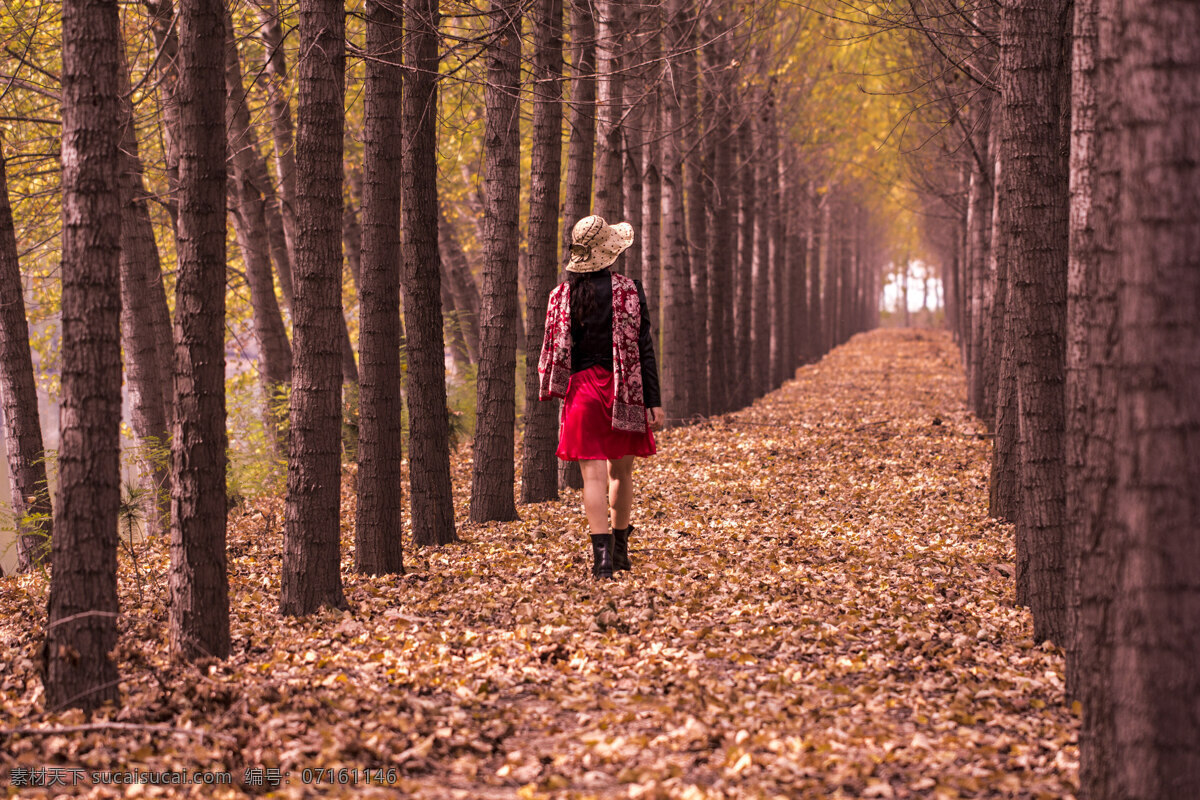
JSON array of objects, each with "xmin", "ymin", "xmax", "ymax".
[{"xmin": 0, "ymin": 330, "xmax": 1078, "ymax": 798}]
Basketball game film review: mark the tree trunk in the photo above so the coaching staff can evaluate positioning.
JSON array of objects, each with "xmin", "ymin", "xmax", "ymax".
[
  {"xmin": 685, "ymin": 49, "xmax": 709, "ymax": 416},
  {"xmin": 999, "ymin": 0, "xmax": 1072, "ymax": 645},
  {"xmin": 785, "ymin": 152, "xmax": 807, "ymax": 373},
  {"xmin": 438, "ymin": 206, "xmax": 482, "ymax": 362},
  {"xmin": 441, "ymin": 281, "xmax": 472, "ymax": 370},
  {"xmin": 990, "ymin": 268, "xmax": 1020, "ymax": 526},
  {"xmin": 44, "ymin": 0, "xmax": 123, "ymax": 710},
  {"xmin": 469, "ymin": 1, "xmax": 523, "ymax": 524},
  {"xmin": 640, "ymin": 9, "xmax": 661, "ymax": 323},
  {"xmin": 704, "ymin": 27, "xmax": 734, "ymax": 414},
  {"xmin": 592, "ymin": 0, "xmax": 623, "ymax": 221},
  {"xmin": 145, "ymin": 0, "xmax": 183, "ymax": 229},
  {"xmin": 621, "ymin": 3, "xmax": 644, "ymax": 284},
  {"xmin": 224, "ymin": 12, "xmax": 293, "ymax": 446},
  {"xmin": 0, "ymin": 144, "xmax": 52, "ymax": 571},
  {"xmin": 1070, "ymin": 0, "xmax": 1117, "ymax": 794},
  {"xmin": 806, "ymin": 188, "xmax": 825, "ymax": 359},
  {"xmin": 751, "ymin": 109, "xmax": 771, "ymax": 399},
  {"xmin": 403, "ymin": 0, "xmax": 457, "ymax": 546},
  {"xmin": 355, "ymin": 0, "xmax": 405, "ymax": 576},
  {"xmin": 280, "ymin": 0, "xmax": 348, "ymax": 616},
  {"xmin": 1088, "ymin": 0, "xmax": 1200, "ymax": 792},
  {"xmin": 966, "ymin": 108, "xmax": 994, "ymax": 418},
  {"xmin": 766, "ymin": 96, "xmax": 786, "ymax": 389},
  {"xmin": 659, "ymin": 0, "xmax": 693, "ymax": 425},
  {"xmin": 143, "ymin": 0, "xmax": 182, "ymax": 423},
  {"xmin": 169, "ymin": 0, "xmax": 230, "ymax": 660},
  {"xmin": 818, "ymin": 196, "xmax": 832, "ymax": 354},
  {"xmin": 735, "ymin": 118, "xmax": 755, "ymax": 408},
  {"xmin": 116, "ymin": 50, "xmax": 171, "ymax": 538},
  {"xmin": 520, "ymin": 0, "xmax": 563, "ymax": 504},
  {"xmin": 558, "ymin": 0, "xmax": 597, "ymax": 489},
  {"xmin": 343, "ymin": 167, "xmax": 364, "ymax": 290},
  {"xmin": 254, "ymin": 0, "xmax": 299, "ymax": 304},
  {"xmin": 562, "ymin": 0, "xmax": 596, "ymax": 249}
]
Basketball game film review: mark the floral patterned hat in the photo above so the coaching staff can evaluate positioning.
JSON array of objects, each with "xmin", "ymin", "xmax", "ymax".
[{"xmin": 566, "ymin": 215, "xmax": 635, "ymax": 273}]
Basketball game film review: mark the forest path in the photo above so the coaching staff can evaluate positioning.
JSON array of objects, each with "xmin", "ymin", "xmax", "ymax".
[{"xmin": 0, "ymin": 329, "xmax": 1077, "ymax": 799}]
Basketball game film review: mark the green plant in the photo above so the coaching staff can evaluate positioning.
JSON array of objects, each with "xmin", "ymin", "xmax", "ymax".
[{"xmin": 118, "ymin": 478, "xmax": 151, "ymax": 604}]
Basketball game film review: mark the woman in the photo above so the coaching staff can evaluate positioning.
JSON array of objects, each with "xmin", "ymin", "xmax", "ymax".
[{"xmin": 538, "ymin": 215, "xmax": 665, "ymax": 579}]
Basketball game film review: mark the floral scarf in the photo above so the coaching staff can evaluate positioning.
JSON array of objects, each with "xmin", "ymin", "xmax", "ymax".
[{"xmin": 538, "ymin": 273, "xmax": 647, "ymax": 433}]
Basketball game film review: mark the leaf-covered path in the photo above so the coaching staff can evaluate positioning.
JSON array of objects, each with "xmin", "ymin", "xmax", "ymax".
[{"xmin": 1, "ymin": 329, "xmax": 1078, "ymax": 798}]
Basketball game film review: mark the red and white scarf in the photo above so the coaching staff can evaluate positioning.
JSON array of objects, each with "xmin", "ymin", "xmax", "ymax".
[{"xmin": 538, "ymin": 273, "xmax": 647, "ymax": 433}]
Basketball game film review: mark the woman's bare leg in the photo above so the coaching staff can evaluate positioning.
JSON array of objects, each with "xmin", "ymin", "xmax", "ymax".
[
  {"xmin": 579, "ymin": 460, "xmax": 610, "ymax": 534},
  {"xmin": 608, "ymin": 455, "xmax": 635, "ymax": 530}
]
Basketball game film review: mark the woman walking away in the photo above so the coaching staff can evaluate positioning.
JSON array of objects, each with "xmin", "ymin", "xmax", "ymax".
[{"xmin": 539, "ymin": 215, "xmax": 665, "ymax": 579}]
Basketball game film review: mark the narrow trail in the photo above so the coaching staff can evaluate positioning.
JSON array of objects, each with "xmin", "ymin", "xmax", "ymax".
[{"xmin": 0, "ymin": 329, "xmax": 1078, "ymax": 799}]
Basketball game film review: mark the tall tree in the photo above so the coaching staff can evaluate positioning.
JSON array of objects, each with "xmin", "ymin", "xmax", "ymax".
[
  {"xmin": 224, "ymin": 12, "xmax": 293, "ymax": 445},
  {"xmin": 999, "ymin": 0, "xmax": 1072, "ymax": 644},
  {"xmin": 704, "ymin": 21, "xmax": 735, "ymax": 415},
  {"xmin": 640, "ymin": 2, "xmax": 662, "ymax": 320},
  {"xmin": 470, "ymin": 0, "xmax": 523, "ymax": 523},
  {"xmin": 685, "ymin": 47, "xmax": 710, "ymax": 415},
  {"xmin": 592, "ymin": 0, "xmax": 623, "ymax": 220},
  {"xmin": 254, "ymin": 0, "xmax": 300, "ymax": 302},
  {"xmin": 1067, "ymin": 0, "xmax": 1117, "ymax": 792},
  {"xmin": 734, "ymin": 117, "xmax": 755, "ymax": 409},
  {"xmin": 141, "ymin": 0, "xmax": 181, "ymax": 424},
  {"xmin": 558, "ymin": 0, "xmax": 598, "ymax": 490},
  {"xmin": 806, "ymin": 185, "xmax": 823, "ymax": 366},
  {"xmin": 116, "ymin": 52, "xmax": 171, "ymax": 536},
  {"xmin": 751, "ymin": 106, "xmax": 772, "ymax": 399},
  {"xmin": 280, "ymin": 0, "xmax": 349, "ymax": 615},
  {"xmin": 43, "ymin": 0, "xmax": 124, "ymax": 710},
  {"xmin": 402, "ymin": 0, "xmax": 456, "ymax": 546},
  {"xmin": 355, "ymin": 0, "xmax": 405, "ymax": 576},
  {"xmin": 1084, "ymin": 0, "xmax": 1200, "ymax": 792},
  {"xmin": 169, "ymin": 0, "xmax": 229, "ymax": 660},
  {"xmin": 621, "ymin": 1, "xmax": 645, "ymax": 284},
  {"xmin": 965, "ymin": 101, "xmax": 995, "ymax": 420},
  {"xmin": 659, "ymin": 0, "xmax": 694, "ymax": 424},
  {"xmin": 520, "ymin": 0, "xmax": 564, "ymax": 504},
  {"xmin": 765, "ymin": 92, "xmax": 786, "ymax": 390},
  {"xmin": 438, "ymin": 206, "xmax": 482, "ymax": 361},
  {"xmin": 0, "ymin": 145, "xmax": 52, "ymax": 572}
]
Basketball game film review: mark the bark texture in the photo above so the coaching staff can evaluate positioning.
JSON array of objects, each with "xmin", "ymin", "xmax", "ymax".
[
  {"xmin": 520, "ymin": 0, "xmax": 563, "ymax": 504},
  {"xmin": 44, "ymin": 0, "xmax": 124, "ymax": 711},
  {"xmin": 470, "ymin": 1, "xmax": 523, "ymax": 523},
  {"xmin": 224, "ymin": 12, "xmax": 293, "ymax": 445},
  {"xmin": 558, "ymin": 0, "xmax": 596, "ymax": 489},
  {"xmin": 116, "ymin": 52, "xmax": 171, "ymax": 538},
  {"xmin": 402, "ymin": 0, "xmax": 456, "ymax": 545},
  {"xmin": 281, "ymin": 0, "xmax": 348, "ymax": 615},
  {"xmin": 0, "ymin": 146, "xmax": 52, "ymax": 571},
  {"xmin": 438, "ymin": 207, "xmax": 482, "ymax": 362},
  {"xmin": 659, "ymin": 0, "xmax": 693, "ymax": 424},
  {"xmin": 1094, "ymin": 0, "xmax": 1200, "ymax": 792},
  {"xmin": 254, "ymin": 0, "xmax": 299, "ymax": 303},
  {"xmin": 592, "ymin": 0, "xmax": 623, "ymax": 220},
  {"xmin": 169, "ymin": 0, "xmax": 230, "ymax": 660},
  {"xmin": 355, "ymin": 0, "xmax": 405, "ymax": 576},
  {"xmin": 999, "ymin": 0, "xmax": 1072, "ymax": 644}
]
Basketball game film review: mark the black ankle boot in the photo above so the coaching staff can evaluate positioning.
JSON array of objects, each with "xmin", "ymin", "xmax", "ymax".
[
  {"xmin": 612, "ymin": 525, "xmax": 633, "ymax": 571},
  {"xmin": 590, "ymin": 534, "xmax": 614, "ymax": 578}
]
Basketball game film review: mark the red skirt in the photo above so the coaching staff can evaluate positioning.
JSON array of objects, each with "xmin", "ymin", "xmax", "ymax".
[{"xmin": 556, "ymin": 365, "xmax": 657, "ymax": 461}]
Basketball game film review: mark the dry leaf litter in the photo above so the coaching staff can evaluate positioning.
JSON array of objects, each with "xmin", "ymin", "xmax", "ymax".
[{"xmin": 0, "ymin": 329, "xmax": 1079, "ymax": 798}]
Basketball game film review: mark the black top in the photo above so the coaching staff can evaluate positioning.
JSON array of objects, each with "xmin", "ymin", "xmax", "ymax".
[{"xmin": 568, "ymin": 268, "xmax": 661, "ymax": 408}]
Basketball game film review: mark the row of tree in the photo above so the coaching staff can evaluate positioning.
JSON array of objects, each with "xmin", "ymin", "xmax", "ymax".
[
  {"xmin": 892, "ymin": 0, "xmax": 1199, "ymax": 794},
  {"xmin": 1, "ymin": 1, "xmax": 893, "ymax": 710}
]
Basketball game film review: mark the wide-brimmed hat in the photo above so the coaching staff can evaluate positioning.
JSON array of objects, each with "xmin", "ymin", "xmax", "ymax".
[{"xmin": 566, "ymin": 215, "xmax": 634, "ymax": 273}]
